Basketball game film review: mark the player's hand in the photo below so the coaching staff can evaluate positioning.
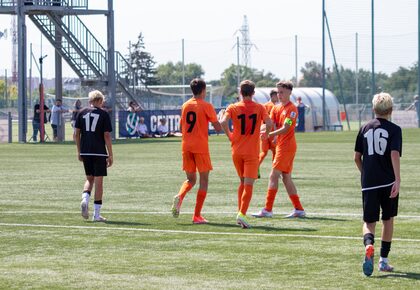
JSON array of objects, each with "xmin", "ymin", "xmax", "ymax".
[
  {"xmin": 390, "ymin": 180, "xmax": 400, "ymax": 198},
  {"xmin": 217, "ymin": 109, "xmax": 226, "ymax": 121},
  {"xmin": 107, "ymin": 156, "xmax": 113, "ymax": 168},
  {"xmin": 260, "ymin": 131, "xmax": 268, "ymax": 140},
  {"xmin": 78, "ymin": 155, "xmax": 83, "ymax": 162}
]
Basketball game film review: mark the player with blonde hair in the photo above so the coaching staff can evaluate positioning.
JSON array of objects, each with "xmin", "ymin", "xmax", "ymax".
[
  {"xmin": 75, "ymin": 90, "xmax": 113, "ymax": 222},
  {"xmin": 355, "ymin": 92, "xmax": 402, "ymax": 276}
]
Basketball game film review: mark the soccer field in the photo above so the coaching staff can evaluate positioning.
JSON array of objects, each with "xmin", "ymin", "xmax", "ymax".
[{"xmin": 0, "ymin": 130, "xmax": 419, "ymax": 289}]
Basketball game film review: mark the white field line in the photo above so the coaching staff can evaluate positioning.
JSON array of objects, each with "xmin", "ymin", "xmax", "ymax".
[
  {"xmin": 1, "ymin": 211, "xmax": 420, "ymax": 219},
  {"xmin": 0, "ymin": 222, "xmax": 420, "ymax": 243}
]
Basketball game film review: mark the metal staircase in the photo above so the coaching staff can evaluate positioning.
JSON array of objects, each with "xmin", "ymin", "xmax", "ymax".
[{"xmin": 29, "ymin": 11, "xmax": 142, "ymax": 108}]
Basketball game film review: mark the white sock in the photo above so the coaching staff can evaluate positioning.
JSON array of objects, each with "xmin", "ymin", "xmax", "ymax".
[
  {"xmin": 94, "ymin": 203, "xmax": 102, "ymax": 218},
  {"xmin": 82, "ymin": 192, "xmax": 90, "ymax": 203},
  {"xmin": 379, "ymin": 257, "xmax": 388, "ymax": 263}
]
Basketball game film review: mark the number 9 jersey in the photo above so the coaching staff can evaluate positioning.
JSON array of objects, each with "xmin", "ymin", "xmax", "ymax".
[
  {"xmin": 75, "ymin": 107, "xmax": 113, "ymax": 156},
  {"xmin": 354, "ymin": 118, "xmax": 402, "ymax": 191},
  {"xmin": 180, "ymin": 98, "xmax": 218, "ymax": 154}
]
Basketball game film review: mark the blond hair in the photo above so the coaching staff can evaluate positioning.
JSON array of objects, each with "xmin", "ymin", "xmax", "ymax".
[
  {"xmin": 88, "ymin": 90, "xmax": 104, "ymax": 104},
  {"xmin": 372, "ymin": 92, "xmax": 393, "ymax": 116}
]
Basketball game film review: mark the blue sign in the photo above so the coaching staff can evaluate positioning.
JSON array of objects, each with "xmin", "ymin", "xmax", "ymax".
[{"xmin": 118, "ymin": 109, "xmax": 224, "ymax": 138}]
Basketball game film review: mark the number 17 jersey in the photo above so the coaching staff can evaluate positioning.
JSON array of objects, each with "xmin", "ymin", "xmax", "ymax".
[
  {"xmin": 180, "ymin": 98, "xmax": 218, "ymax": 154},
  {"xmin": 226, "ymin": 100, "xmax": 268, "ymax": 157},
  {"xmin": 354, "ymin": 118, "xmax": 402, "ymax": 191},
  {"xmin": 75, "ymin": 107, "xmax": 113, "ymax": 156}
]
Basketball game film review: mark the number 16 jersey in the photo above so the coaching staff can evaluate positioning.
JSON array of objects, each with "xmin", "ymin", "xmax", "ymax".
[
  {"xmin": 180, "ymin": 98, "xmax": 218, "ymax": 154},
  {"xmin": 354, "ymin": 118, "xmax": 402, "ymax": 191},
  {"xmin": 75, "ymin": 107, "xmax": 113, "ymax": 156}
]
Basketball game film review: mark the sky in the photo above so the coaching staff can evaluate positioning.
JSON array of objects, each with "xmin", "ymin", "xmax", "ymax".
[{"xmin": 0, "ymin": 0, "xmax": 418, "ymax": 82}]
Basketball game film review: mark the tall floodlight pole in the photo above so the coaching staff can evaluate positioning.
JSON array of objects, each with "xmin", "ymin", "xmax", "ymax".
[
  {"xmin": 182, "ymin": 38, "xmax": 185, "ymax": 100},
  {"xmin": 356, "ymin": 32, "xmax": 359, "ymax": 104},
  {"xmin": 236, "ymin": 36, "xmax": 240, "ymax": 91},
  {"xmin": 418, "ymin": 0, "xmax": 420, "ymax": 99},
  {"xmin": 322, "ymin": 0, "xmax": 326, "ymax": 129},
  {"xmin": 17, "ymin": 0, "xmax": 27, "ymax": 143},
  {"xmin": 107, "ymin": 0, "xmax": 116, "ymax": 139},
  {"xmin": 371, "ymin": 0, "xmax": 375, "ymax": 117},
  {"xmin": 295, "ymin": 35, "xmax": 298, "ymax": 86}
]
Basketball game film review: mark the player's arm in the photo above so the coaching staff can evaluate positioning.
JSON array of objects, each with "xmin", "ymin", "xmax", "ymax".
[
  {"xmin": 390, "ymin": 150, "xmax": 400, "ymax": 198},
  {"xmin": 354, "ymin": 151, "xmax": 362, "ymax": 173},
  {"xmin": 220, "ymin": 114, "xmax": 233, "ymax": 141},
  {"xmin": 104, "ymin": 131, "xmax": 113, "ymax": 167},
  {"xmin": 211, "ymin": 121, "xmax": 222, "ymax": 133},
  {"xmin": 74, "ymin": 128, "xmax": 82, "ymax": 162},
  {"xmin": 261, "ymin": 116, "xmax": 273, "ymax": 140},
  {"xmin": 269, "ymin": 119, "xmax": 292, "ymax": 137}
]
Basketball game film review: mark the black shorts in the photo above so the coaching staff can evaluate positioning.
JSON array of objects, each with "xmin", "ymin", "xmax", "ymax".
[
  {"xmin": 82, "ymin": 156, "xmax": 107, "ymax": 177},
  {"xmin": 362, "ymin": 186, "xmax": 399, "ymax": 223}
]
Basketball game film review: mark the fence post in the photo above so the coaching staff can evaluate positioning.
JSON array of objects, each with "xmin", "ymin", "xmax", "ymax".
[{"xmin": 8, "ymin": 112, "xmax": 12, "ymax": 143}]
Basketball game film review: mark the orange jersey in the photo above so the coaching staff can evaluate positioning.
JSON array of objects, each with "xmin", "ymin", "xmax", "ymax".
[
  {"xmin": 181, "ymin": 97, "xmax": 218, "ymax": 154},
  {"xmin": 270, "ymin": 101, "xmax": 298, "ymax": 151},
  {"xmin": 226, "ymin": 99, "xmax": 269, "ymax": 157},
  {"xmin": 264, "ymin": 101, "xmax": 275, "ymax": 115}
]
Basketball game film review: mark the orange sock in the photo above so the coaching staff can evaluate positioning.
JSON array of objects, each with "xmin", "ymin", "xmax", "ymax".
[
  {"xmin": 239, "ymin": 184, "xmax": 253, "ymax": 215},
  {"xmin": 259, "ymin": 151, "xmax": 268, "ymax": 165},
  {"xmin": 178, "ymin": 181, "xmax": 193, "ymax": 200},
  {"xmin": 194, "ymin": 189, "xmax": 207, "ymax": 217},
  {"xmin": 237, "ymin": 183, "xmax": 244, "ymax": 211},
  {"xmin": 265, "ymin": 188, "xmax": 278, "ymax": 211},
  {"xmin": 289, "ymin": 194, "xmax": 304, "ymax": 210}
]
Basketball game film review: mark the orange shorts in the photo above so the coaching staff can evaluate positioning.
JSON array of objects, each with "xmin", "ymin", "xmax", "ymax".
[
  {"xmin": 261, "ymin": 137, "xmax": 276, "ymax": 153},
  {"xmin": 272, "ymin": 149, "xmax": 295, "ymax": 174},
  {"xmin": 232, "ymin": 154, "xmax": 259, "ymax": 179},
  {"xmin": 182, "ymin": 151, "xmax": 213, "ymax": 173}
]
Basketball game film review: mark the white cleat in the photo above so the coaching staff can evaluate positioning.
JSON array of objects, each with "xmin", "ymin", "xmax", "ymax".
[
  {"xmin": 252, "ymin": 208, "xmax": 273, "ymax": 218},
  {"xmin": 92, "ymin": 215, "xmax": 107, "ymax": 222},
  {"xmin": 80, "ymin": 199, "xmax": 89, "ymax": 220},
  {"xmin": 285, "ymin": 209, "xmax": 306, "ymax": 218}
]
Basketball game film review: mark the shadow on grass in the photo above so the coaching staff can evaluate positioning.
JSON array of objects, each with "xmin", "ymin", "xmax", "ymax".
[
  {"xmin": 303, "ymin": 216, "xmax": 348, "ymax": 222},
  {"xmin": 374, "ymin": 271, "xmax": 420, "ymax": 280},
  {"xmin": 177, "ymin": 222, "xmax": 317, "ymax": 233},
  {"xmin": 103, "ymin": 220, "xmax": 151, "ymax": 226}
]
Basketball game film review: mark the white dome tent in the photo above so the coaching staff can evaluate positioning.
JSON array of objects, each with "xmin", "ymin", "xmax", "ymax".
[{"xmin": 253, "ymin": 87, "xmax": 343, "ymax": 132}]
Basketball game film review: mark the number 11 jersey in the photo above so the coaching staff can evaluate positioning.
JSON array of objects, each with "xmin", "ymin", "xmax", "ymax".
[
  {"xmin": 180, "ymin": 98, "xmax": 218, "ymax": 154},
  {"xmin": 75, "ymin": 107, "xmax": 113, "ymax": 156},
  {"xmin": 354, "ymin": 118, "xmax": 402, "ymax": 191}
]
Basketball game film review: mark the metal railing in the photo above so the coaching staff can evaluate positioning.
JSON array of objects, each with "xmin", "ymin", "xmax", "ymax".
[{"xmin": 1, "ymin": 1, "xmax": 88, "ymax": 8}]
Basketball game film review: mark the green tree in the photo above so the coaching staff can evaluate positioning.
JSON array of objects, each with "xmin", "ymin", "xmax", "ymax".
[
  {"xmin": 128, "ymin": 33, "xmax": 159, "ymax": 86},
  {"xmin": 156, "ymin": 61, "xmax": 204, "ymax": 85},
  {"xmin": 219, "ymin": 64, "xmax": 279, "ymax": 100}
]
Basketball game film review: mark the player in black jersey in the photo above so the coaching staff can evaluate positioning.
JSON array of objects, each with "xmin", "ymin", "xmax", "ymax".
[
  {"xmin": 354, "ymin": 92, "xmax": 402, "ymax": 276},
  {"xmin": 74, "ymin": 90, "xmax": 114, "ymax": 222}
]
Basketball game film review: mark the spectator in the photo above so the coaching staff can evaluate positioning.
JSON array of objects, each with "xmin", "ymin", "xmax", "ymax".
[
  {"xmin": 127, "ymin": 101, "xmax": 142, "ymax": 113},
  {"xmin": 154, "ymin": 118, "xmax": 175, "ymax": 137},
  {"xmin": 50, "ymin": 99, "xmax": 68, "ymax": 142},
  {"xmin": 32, "ymin": 101, "xmax": 50, "ymax": 142},
  {"xmin": 295, "ymin": 96, "xmax": 310, "ymax": 132},
  {"xmin": 71, "ymin": 99, "xmax": 82, "ymax": 129},
  {"xmin": 406, "ymin": 95, "xmax": 420, "ymax": 128},
  {"xmin": 136, "ymin": 117, "xmax": 151, "ymax": 138}
]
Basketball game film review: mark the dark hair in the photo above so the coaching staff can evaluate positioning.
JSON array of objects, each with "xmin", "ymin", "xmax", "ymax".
[
  {"xmin": 240, "ymin": 80, "xmax": 255, "ymax": 97},
  {"xmin": 190, "ymin": 78, "xmax": 206, "ymax": 96},
  {"xmin": 270, "ymin": 89, "xmax": 278, "ymax": 97},
  {"xmin": 276, "ymin": 80, "xmax": 293, "ymax": 91}
]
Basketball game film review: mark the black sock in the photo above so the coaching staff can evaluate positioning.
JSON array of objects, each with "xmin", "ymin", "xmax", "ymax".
[
  {"xmin": 380, "ymin": 241, "xmax": 391, "ymax": 258},
  {"xmin": 94, "ymin": 200, "xmax": 102, "ymax": 205},
  {"xmin": 363, "ymin": 233, "xmax": 375, "ymax": 246}
]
